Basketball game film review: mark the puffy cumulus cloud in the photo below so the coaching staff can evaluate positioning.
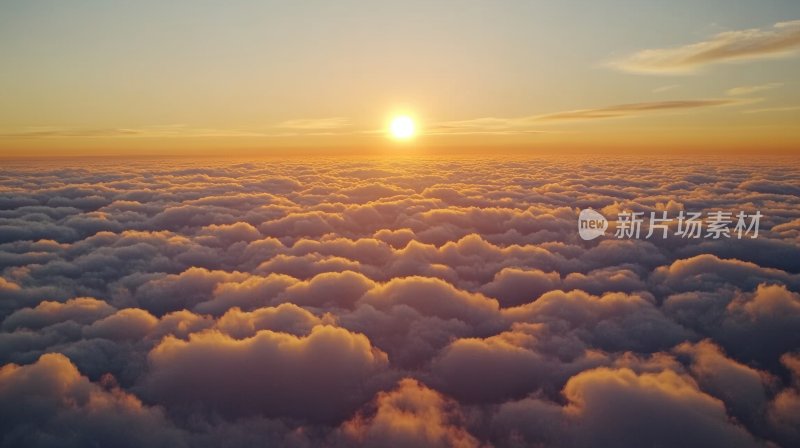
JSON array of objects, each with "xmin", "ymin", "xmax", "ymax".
[
  {"xmin": 0, "ymin": 353, "xmax": 185, "ymax": 448},
  {"xmin": 479, "ymin": 267, "xmax": 561, "ymax": 307},
  {"xmin": 254, "ymin": 253, "xmax": 363, "ymax": 280},
  {"xmin": 480, "ymin": 266, "xmax": 647, "ymax": 307},
  {"xmin": 215, "ymin": 304, "xmax": 323, "ymax": 338},
  {"xmin": 194, "ymin": 273, "xmax": 296, "ymax": 315},
  {"xmin": 196, "ymin": 222, "xmax": 262, "ymax": 246},
  {"xmin": 430, "ymin": 322, "xmax": 606, "ymax": 403},
  {"xmin": 728, "ymin": 283, "xmax": 800, "ymax": 320},
  {"xmin": 676, "ymin": 237, "xmax": 800, "ymax": 273},
  {"xmin": 768, "ymin": 353, "xmax": 800, "ymax": 447},
  {"xmin": 259, "ymin": 211, "xmax": 343, "ymax": 239},
  {"xmin": 562, "ymin": 267, "xmax": 646, "ymax": 295},
  {"xmin": 276, "ymin": 270, "xmax": 376, "ymax": 309},
  {"xmin": 340, "ymin": 378, "xmax": 480, "ymax": 448},
  {"xmin": 289, "ymin": 237, "xmax": 395, "ymax": 267},
  {"xmin": 2, "ymin": 297, "xmax": 115, "ymax": 331},
  {"xmin": 0, "ymin": 277, "xmax": 66, "ymax": 318},
  {"xmin": 150, "ymin": 309, "xmax": 214, "ymax": 340},
  {"xmin": 666, "ymin": 284, "xmax": 800, "ymax": 366},
  {"xmin": 337, "ymin": 183, "xmax": 415, "ymax": 203},
  {"xmin": 505, "ymin": 289, "xmax": 692, "ymax": 352},
  {"xmin": 494, "ymin": 367, "xmax": 766, "ymax": 448},
  {"xmin": 720, "ymin": 284, "xmax": 800, "ymax": 365},
  {"xmin": 560, "ymin": 367, "xmax": 766, "ymax": 447},
  {"xmin": 673, "ymin": 340, "xmax": 773, "ymax": 425},
  {"xmin": 144, "ymin": 325, "xmax": 390, "ymax": 422},
  {"xmin": 0, "ymin": 156, "xmax": 798, "ymax": 445},
  {"xmin": 373, "ymin": 228, "xmax": 416, "ymax": 249},
  {"xmin": 650, "ymin": 254, "xmax": 800, "ymax": 295},
  {"xmin": 359, "ymin": 276, "xmax": 501, "ymax": 327},
  {"xmin": 337, "ymin": 304, "xmax": 476, "ymax": 370},
  {"xmin": 47, "ymin": 230, "xmax": 200, "ymax": 280},
  {"xmin": 82, "ymin": 308, "xmax": 158, "ymax": 341},
  {"xmin": 131, "ymin": 267, "xmax": 250, "ymax": 315}
]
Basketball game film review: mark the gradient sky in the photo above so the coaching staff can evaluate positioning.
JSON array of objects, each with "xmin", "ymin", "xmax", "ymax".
[{"xmin": 1, "ymin": 0, "xmax": 799, "ymax": 155}]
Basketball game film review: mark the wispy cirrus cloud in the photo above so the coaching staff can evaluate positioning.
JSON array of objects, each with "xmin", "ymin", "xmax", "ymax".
[
  {"xmin": 424, "ymin": 117, "xmax": 549, "ymax": 135},
  {"xmin": 428, "ymin": 99, "xmax": 746, "ymax": 133},
  {"xmin": 0, "ymin": 125, "xmax": 273, "ymax": 139},
  {"xmin": 653, "ymin": 84, "xmax": 681, "ymax": 93},
  {"xmin": 611, "ymin": 20, "xmax": 800, "ymax": 74},
  {"xmin": 726, "ymin": 82, "xmax": 784, "ymax": 96},
  {"xmin": 0, "ymin": 127, "xmax": 143, "ymax": 138},
  {"xmin": 0, "ymin": 119, "xmax": 355, "ymax": 139},
  {"xmin": 535, "ymin": 99, "xmax": 746, "ymax": 121},
  {"xmin": 275, "ymin": 117, "xmax": 350, "ymax": 130},
  {"xmin": 742, "ymin": 105, "xmax": 800, "ymax": 114}
]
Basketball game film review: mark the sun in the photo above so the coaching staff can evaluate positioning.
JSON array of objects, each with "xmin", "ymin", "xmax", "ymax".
[{"xmin": 389, "ymin": 115, "xmax": 416, "ymax": 140}]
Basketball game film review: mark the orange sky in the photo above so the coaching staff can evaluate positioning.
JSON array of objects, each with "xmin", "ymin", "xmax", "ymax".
[{"xmin": 1, "ymin": 1, "xmax": 799, "ymax": 156}]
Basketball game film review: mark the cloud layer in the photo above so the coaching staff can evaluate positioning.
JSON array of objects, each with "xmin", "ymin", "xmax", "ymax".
[{"xmin": 0, "ymin": 155, "xmax": 798, "ymax": 447}]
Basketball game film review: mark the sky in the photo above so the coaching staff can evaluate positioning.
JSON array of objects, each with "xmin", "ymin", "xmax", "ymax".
[
  {"xmin": 1, "ymin": 3, "xmax": 800, "ymax": 446},
  {"xmin": 1, "ymin": 0, "xmax": 799, "ymax": 156}
]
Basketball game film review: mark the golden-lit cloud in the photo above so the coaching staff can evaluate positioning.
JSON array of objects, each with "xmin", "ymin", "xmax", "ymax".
[
  {"xmin": 612, "ymin": 20, "xmax": 800, "ymax": 74},
  {"xmin": 535, "ymin": 99, "xmax": 744, "ymax": 121},
  {"xmin": 425, "ymin": 117, "xmax": 549, "ymax": 136},
  {"xmin": 0, "ymin": 127, "xmax": 143, "ymax": 138},
  {"xmin": 341, "ymin": 378, "xmax": 480, "ymax": 447},
  {"xmin": 0, "ymin": 125, "xmax": 269, "ymax": 139},
  {"xmin": 742, "ymin": 105, "xmax": 800, "ymax": 114},
  {"xmin": 427, "ymin": 99, "xmax": 746, "ymax": 134},
  {"xmin": 653, "ymin": 84, "xmax": 681, "ymax": 93},
  {"xmin": 145, "ymin": 325, "xmax": 389, "ymax": 421},
  {"xmin": 726, "ymin": 83, "xmax": 784, "ymax": 96},
  {"xmin": 0, "ymin": 119, "xmax": 354, "ymax": 139},
  {"xmin": 275, "ymin": 117, "xmax": 351, "ymax": 130}
]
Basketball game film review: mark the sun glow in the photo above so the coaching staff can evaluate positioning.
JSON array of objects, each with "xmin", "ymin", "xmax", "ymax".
[{"xmin": 389, "ymin": 116, "xmax": 416, "ymax": 140}]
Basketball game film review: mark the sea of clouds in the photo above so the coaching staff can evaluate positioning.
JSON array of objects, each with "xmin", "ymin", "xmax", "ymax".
[{"xmin": 0, "ymin": 155, "xmax": 799, "ymax": 447}]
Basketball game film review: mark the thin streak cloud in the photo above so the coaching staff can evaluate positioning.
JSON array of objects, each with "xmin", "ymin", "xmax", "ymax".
[
  {"xmin": 726, "ymin": 83, "xmax": 784, "ymax": 96},
  {"xmin": 0, "ymin": 125, "xmax": 271, "ymax": 139},
  {"xmin": 275, "ymin": 117, "xmax": 351, "ymax": 130},
  {"xmin": 0, "ymin": 120, "xmax": 356, "ymax": 139},
  {"xmin": 653, "ymin": 85, "xmax": 681, "ymax": 93},
  {"xmin": 742, "ymin": 105, "xmax": 800, "ymax": 114},
  {"xmin": 426, "ymin": 99, "xmax": 746, "ymax": 135},
  {"xmin": 424, "ymin": 117, "xmax": 549, "ymax": 136},
  {"xmin": 535, "ymin": 99, "xmax": 743, "ymax": 121}
]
